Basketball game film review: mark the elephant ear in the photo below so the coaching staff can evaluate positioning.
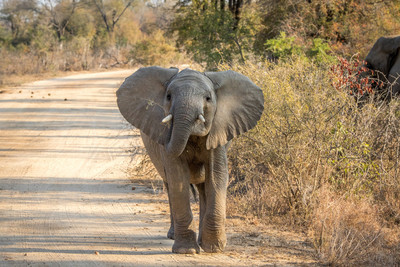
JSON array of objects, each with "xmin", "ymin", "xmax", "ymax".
[
  {"xmin": 116, "ymin": 66, "xmax": 178, "ymax": 145},
  {"xmin": 205, "ymin": 70, "xmax": 264, "ymax": 150},
  {"xmin": 366, "ymin": 36, "xmax": 400, "ymax": 76}
]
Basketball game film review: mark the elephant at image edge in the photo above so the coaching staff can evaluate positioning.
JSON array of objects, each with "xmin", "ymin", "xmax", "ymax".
[
  {"xmin": 365, "ymin": 36, "xmax": 400, "ymax": 96},
  {"xmin": 116, "ymin": 67, "xmax": 264, "ymax": 254}
]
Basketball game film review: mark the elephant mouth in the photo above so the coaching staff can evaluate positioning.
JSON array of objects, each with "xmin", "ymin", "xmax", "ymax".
[
  {"xmin": 192, "ymin": 121, "xmax": 209, "ymax": 136},
  {"xmin": 163, "ymin": 113, "xmax": 208, "ymax": 157}
]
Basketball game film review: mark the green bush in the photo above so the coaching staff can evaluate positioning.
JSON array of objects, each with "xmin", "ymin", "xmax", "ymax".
[
  {"xmin": 307, "ymin": 38, "xmax": 335, "ymax": 63},
  {"xmin": 265, "ymin": 32, "xmax": 302, "ymax": 59},
  {"xmin": 265, "ymin": 32, "xmax": 335, "ymax": 63}
]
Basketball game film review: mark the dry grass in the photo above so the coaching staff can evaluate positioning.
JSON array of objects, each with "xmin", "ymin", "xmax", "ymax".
[
  {"xmin": 309, "ymin": 187, "xmax": 393, "ymax": 265},
  {"xmin": 0, "ymin": 48, "xmax": 110, "ymax": 87},
  {"xmin": 0, "ymin": 37, "xmax": 190, "ymax": 88}
]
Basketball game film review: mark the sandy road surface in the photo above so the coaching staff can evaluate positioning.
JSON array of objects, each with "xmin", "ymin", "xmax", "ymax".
[{"xmin": 0, "ymin": 70, "xmax": 253, "ymax": 266}]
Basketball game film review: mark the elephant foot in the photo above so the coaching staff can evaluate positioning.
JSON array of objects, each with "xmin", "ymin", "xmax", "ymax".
[
  {"xmin": 200, "ymin": 230, "xmax": 226, "ymax": 253},
  {"xmin": 172, "ymin": 243, "xmax": 200, "ymax": 254},
  {"xmin": 172, "ymin": 231, "xmax": 200, "ymax": 254},
  {"xmin": 167, "ymin": 225, "xmax": 174, "ymax": 240}
]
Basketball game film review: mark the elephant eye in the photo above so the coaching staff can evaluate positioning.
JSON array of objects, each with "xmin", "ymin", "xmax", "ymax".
[
  {"xmin": 166, "ymin": 94, "xmax": 171, "ymax": 101},
  {"xmin": 206, "ymin": 96, "xmax": 211, "ymax": 102}
]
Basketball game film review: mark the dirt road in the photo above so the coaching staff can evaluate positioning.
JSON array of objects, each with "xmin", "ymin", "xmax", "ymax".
[
  {"xmin": 0, "ymin": 70, "xmax": 240, "ymax": 266},
  {"xmin": 0, "ymin": 70, "xmax": 317, "ymax": 266}
]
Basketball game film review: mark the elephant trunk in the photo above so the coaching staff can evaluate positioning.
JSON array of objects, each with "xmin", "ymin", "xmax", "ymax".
[{"xmin": 166, "ymin": 112, "xmax": 193, "ymax": 157}]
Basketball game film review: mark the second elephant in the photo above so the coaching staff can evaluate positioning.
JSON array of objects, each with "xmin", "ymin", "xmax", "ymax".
[{"xmin": 364, "ymin": 36, "xmax": 400, "ymax": 97}]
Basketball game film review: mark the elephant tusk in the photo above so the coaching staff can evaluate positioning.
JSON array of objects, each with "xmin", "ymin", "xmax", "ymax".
[
  {"xmin": 198, "ymin": 114, "xmax": 206, "ymax": 123},
  {"xmin": 162, "ymin": 114, "xmax": 173, "ymax": 123}
]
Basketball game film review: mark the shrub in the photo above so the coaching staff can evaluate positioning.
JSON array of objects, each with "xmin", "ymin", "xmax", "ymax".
[
  {"xmin": 265, "ymin": 32, "xmax": 302, "ymax": 59},
  {"xmin": 226, "ymin": 58, "xmax": 344, "ymax": 224},
  {"xmin": 265, "ymin": 32, "xmax": 335, "ymax": 63},
  {"xmin": 307, "ymin": 38, "xmax": 335, "ymax": 64}
]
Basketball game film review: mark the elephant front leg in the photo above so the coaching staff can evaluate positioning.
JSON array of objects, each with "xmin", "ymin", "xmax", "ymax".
[
  {"xmin": 164, "ymin": 158, "xmax": 200, "ymax": 254},
  {"xmin": 201, "ymin": 147, "xmax": 229, "ymax": 253}
]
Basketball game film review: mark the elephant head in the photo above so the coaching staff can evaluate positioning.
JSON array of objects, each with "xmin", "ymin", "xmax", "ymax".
[
  {"xmin": 364, "ymin": 36, "xmax": 400, "ymax": 95},
  {"xmin": 116, "ymin": 66, "xmax": 264, "ymax": 157}
]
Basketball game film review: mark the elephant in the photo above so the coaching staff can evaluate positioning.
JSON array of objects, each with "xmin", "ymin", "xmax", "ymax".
[
  {"xmin": 364, "ymin": 36, "xmax": 400, "ymax": 98},
  {"xmin": 116, "ymin": 66, "xmax": 264, "ymax": 254}
]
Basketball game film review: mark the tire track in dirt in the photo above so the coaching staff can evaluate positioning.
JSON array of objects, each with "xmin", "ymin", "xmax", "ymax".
[{"xmin": 0, "ymin": 70, "xmax": 248, "ymax": 266}]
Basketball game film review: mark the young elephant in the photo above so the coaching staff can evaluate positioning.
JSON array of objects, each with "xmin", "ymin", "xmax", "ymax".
[{"xmin": 116, "ymin": 67, "xmax": 264, "ymax": 254}]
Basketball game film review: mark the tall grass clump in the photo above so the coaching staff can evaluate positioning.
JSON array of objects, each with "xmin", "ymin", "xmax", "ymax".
[{"xmin": 224, "ymin": 57, "xmax": 400, "ymax": 265}]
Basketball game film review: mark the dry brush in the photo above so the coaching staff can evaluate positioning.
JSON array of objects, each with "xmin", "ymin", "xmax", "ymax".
[{"xmin": 225, "ymin": 58, "xmax": 400, "ymax": 265}]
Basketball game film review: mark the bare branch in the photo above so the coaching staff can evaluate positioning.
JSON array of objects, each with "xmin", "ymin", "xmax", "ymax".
[
  {"xmin": 112, "ymin": 0, "xmax": 134, "ymax": 29},
  {"xmin": 92, "ymin": 0, "xmax": 110, "ymax": 32}
]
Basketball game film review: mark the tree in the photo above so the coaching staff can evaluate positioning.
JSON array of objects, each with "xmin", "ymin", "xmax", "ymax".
[
  {"xmin": 171, "ymin": 0, "xmax": 258, "ymax": 68},
  {"xmin": 90, "ymin": 0, "xmax": 134, "ymax": 33},
  {"xmin": 43, "ymin": 0, "xmax": 78, "ymax": 41},
  {"xmin": 228, "ymin": 0, "xmax": 243, "ymax": 30},
  {"xmin": 0, "ymin": 0, "xmax": 40, "ymax": 45}
]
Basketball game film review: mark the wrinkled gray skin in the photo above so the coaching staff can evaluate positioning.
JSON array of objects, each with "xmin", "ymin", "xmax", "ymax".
[
  {"xmin": 365, "ymin": 36, "xmax": 400, "ymax": 97},
  {"xmin": 116, "ymin": 67, "xmax": 264, "ymax": 254}
]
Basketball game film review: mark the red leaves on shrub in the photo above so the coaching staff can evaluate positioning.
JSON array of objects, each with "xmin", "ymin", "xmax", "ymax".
[{"xmin": 330, "ymin": 55, "xmax": 382, "ymax": 97}]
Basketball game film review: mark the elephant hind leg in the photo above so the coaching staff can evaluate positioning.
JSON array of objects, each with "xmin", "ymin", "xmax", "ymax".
[
  {"xmin": 196, "ymin": 183, "xmax": 206, "ymax": 245},
  {"xmin": 190, "ymin": 184, "xmax": 197, "ymax": 202},
  {"xmin": 167, "ymin": 217, "xmax": 175, "ymax": 240},
  {"xmin": 164, "ymin": 181, "xmax": 175, "ymax": 240}
]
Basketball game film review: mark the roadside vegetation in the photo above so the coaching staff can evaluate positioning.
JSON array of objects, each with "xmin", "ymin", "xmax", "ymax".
[
  {"xmin": 226, "ymin": 58, "xmax": 400, "ymax": 265},
  {"xmin": 2, "ymin": 0, "xmax": 400, "ymax": 265}
]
